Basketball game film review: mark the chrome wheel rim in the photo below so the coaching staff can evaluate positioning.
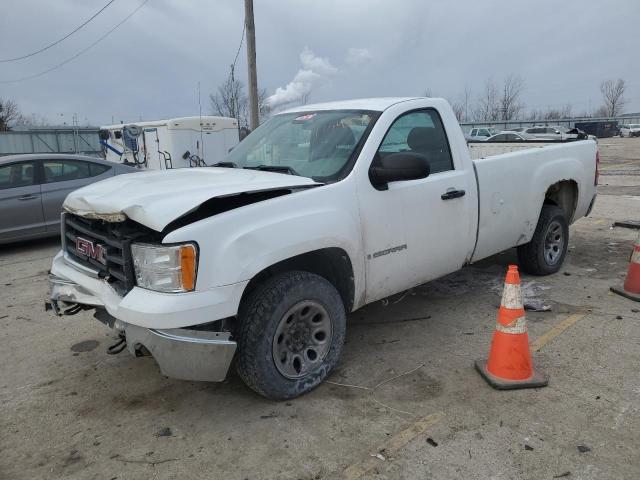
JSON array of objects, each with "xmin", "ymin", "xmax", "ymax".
[
  {"xmin": 272, "ymin": 300, "xmax": 332, "ymax": 379},
  {"xmin": 544, "ymin": 219, "xmax": 564, "ymax": 265}
]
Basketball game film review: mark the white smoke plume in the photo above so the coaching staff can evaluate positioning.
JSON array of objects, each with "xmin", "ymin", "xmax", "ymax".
[{"xmin": 267, "ymin": 47, "xmax": 337, "ymax": 108}]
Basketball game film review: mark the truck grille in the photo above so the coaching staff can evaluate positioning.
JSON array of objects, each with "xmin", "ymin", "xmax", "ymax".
[{"xmin": 62, "ymin": 213, "xmax": 138, "ymax": 295}]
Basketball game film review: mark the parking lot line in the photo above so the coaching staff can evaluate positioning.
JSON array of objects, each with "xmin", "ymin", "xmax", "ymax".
[
  {"xmin": 530, "ymin": 312, "xmax": 589, "ymax": 352},
  {"xmin": 342, "ymin": 411, "xmax": 445, "ymax": 479}
]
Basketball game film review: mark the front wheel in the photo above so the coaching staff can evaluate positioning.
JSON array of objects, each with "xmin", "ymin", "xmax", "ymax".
[
  {"xmin": 235, "ymin": 271, "xmax": 346, "ymax": 400},
  {"xmin": 517, "ymin": 205, "xmax": 569, "ymax": 275}
]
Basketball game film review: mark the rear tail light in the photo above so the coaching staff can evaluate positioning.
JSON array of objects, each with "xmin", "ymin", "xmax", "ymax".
[{"xmin": 594, "ymin": 151, "xmax": 600, "ymax": 186}]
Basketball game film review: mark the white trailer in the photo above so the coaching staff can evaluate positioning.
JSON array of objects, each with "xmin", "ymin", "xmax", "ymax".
[{"xmin": 99, "ymin": 116, "xmax": 239, "ymax": 169}]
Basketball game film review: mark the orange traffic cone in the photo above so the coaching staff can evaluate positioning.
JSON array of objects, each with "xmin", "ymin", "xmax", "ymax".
[
  {"xmin": 610, "ymin": 232, "xmax": 640, "ymax": 302},
  {"xmin": 475, "ymin": 265, "xmax": 548, "ymax": 389}
]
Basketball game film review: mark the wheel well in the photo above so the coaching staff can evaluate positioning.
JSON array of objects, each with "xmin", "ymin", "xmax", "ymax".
[
  {"xmin": 543, "ymin": 180, "xmax": 578, "ymax": 222},
  {"xmin": 240, "ymin": 248, "xmax": 355, "ymax": 312}
]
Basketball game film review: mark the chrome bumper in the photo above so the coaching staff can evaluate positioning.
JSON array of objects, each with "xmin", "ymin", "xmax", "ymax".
[{"xmin": 48, "ymin": 274, "xmax": 237, "ymax": 382}]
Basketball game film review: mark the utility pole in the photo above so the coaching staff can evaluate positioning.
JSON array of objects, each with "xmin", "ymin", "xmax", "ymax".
[{"xmin": 244, "ymin": 0, "xmax": 259, "ymax": 130}]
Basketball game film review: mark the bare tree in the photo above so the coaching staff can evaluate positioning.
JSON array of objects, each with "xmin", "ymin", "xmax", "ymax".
[
  {"xmin": 462, "ymin": 85, "xmax": 472, "ymax": 122},
  {"xmin": 450, "ymin": 101, "xmax": 465, "ymax": 122},
  {"xmin": 592, "ymin": 105, "xmax": 610, "ymax": 118},
  {"xmin": 13, "ymin": 112, "xmax": 50, "ymax": 127},
  {"xmin": 599, "ymin": 79, "xmax": 626, "ymax": 117},
  {"xmin": 499, "ymin": 74, "xmax": 525, "ymax": 120},
  {"xmin": 473, "ymin": 78, "xmax": 500, "ymax": 121},
  {"xmin": 257, "ymin": 88, "xmax": 272, "ymax": 123},
  {"xmin": 211, "ymin": 66, "xmax": 272, "ymax": 128},
  {"xmin": 527, "ymin": 103, "xmax": 573, "ymax": 121},
  {"xmin": 210, "ymin": 67, "xmax": 248, "ymax": 127},
  {"xmin": 0, "ymin": 98, "xmax": 20, "ymax": 131}
]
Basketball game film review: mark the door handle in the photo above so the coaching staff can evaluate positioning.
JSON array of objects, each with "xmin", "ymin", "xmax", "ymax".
[
  {"xmin": 18, "ymin": 194, "xmax": 39, "ymax": 201},
  {"xmin": 441, "ymin": 189, "xmax": 466, "ymax": 200}
]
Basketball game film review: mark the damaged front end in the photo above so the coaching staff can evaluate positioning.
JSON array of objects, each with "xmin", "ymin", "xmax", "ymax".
[{"xmin": 47, "ymin": 273, "xmax": 237, "ymax": 382}]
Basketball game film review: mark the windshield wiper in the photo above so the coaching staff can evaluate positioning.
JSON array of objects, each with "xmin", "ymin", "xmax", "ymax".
[
  {"xmin": 243, "ymin": 165, "xmax": 300, "ymax": 176},
  {"xmin": 210, "ymin": 161, "xmax": 238, "ymax": 168}
]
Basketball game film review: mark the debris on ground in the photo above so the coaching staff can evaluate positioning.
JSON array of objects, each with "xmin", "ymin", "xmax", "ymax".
[
  {"xmin": 524, "ymin": 300, "xmax": 552, "ymax": 312},
  {"xmin": 613, "ymin": 220, "xmax": 640, "ymax": 230},
  {"xmin": 370, "ymin": 452, "xmax": 386, "ymax": 461},
  {"xmin": 553, "ymin": 472, "xmax": 571, "ymax": 478},
  {"xmin": 577, "ymin": 445, "xmax": 591, "ymax": 453},
  {"xmin": 524, "ymin": 444, "xmax": 534, "ymax": 451},
  {"xmin": 426, "ymin": 438, "xmax": 438, "ymax": 447},
  {"xmin": 156, "ymin": 427, "xmax": 172, "ymax": 437}
]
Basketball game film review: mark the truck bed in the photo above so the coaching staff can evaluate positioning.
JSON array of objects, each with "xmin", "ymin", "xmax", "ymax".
[
  {"xmin": 468, "ymin": 140, "xmax": 572, "ymax": 160},
  {"xmin": 470, "ymin": 140, "xmax": 598, "ymax": 262}
]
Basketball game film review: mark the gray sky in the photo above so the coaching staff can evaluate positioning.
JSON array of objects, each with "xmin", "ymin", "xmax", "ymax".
[{"xmin": 1, "ymin": 0, "xmax": 639, "ymax": 125}]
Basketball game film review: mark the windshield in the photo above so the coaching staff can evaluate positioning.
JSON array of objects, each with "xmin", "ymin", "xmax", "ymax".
[
  {"xmin": 225, "ymin": 110, "xmax": 378, "ymax": 182},
  {"xmin": 630, "ymin": 124, "xmax": 640, "ymax": 129}
]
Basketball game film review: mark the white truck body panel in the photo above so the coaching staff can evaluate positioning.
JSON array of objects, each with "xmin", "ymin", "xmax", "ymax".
[
  {"xmin": 60, "ymin": 97, "xmax": 597, "ymax": 323},
  {"xmin": 471, "ymin": 140, "xmax": 596, "ymax": 261},
  {"xmin": 64, "ymin": 168, "xmax": 318, "ymax": 231},
  {"xmin": 49, "ymin": 97, "xmax": 598, "ymax": 385},
  {"xmin": 468, "ymin": 141, "xmax": 556, "ymax": 160}
]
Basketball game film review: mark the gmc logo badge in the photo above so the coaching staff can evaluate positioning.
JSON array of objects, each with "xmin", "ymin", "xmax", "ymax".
[{"xmin": 75, "ymin": 237, "xmax": 107, "ymax": 265}]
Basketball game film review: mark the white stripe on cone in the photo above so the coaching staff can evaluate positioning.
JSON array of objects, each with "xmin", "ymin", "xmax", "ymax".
[
  {"xmin": 495, "ymin": 316, "xmax": 527, "ymax": 334},
  {"xmin": 501, "ymin": 283, "xmax": 523, "ymax": 309}
]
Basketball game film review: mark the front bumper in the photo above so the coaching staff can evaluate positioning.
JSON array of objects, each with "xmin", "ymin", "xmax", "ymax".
[
  {"xmin": 50, "ymin": 251, "xmax": 248, "ymax": 329},
  {"xmin": 48, "ymin": 256, "xmax": 240, "ymax": 382}
]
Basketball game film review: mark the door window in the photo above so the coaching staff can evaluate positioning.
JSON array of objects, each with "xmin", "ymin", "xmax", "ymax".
[
  {"xmin": 377, "ymin": 109, "xmax": 453, "ymax": 174},
  {"xmin": 43, "ymin": 160, "xmax": 92, "ymax": 183},
  {"xmin": 0, "ymin": 162, "xmax": 35, "ymax": 190},
  {"xmin": 89, "ymin": 163, "xmax": 111, "ymax": 176}
]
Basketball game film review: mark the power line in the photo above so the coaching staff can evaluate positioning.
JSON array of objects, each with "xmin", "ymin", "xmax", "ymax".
[
  {"xmin": 0, "ymin": 0, "xmax": 149, "ymax": 84},
  {"xmin": 231, "ymin": 21, "xmax": 246, "ymax": 74},
  {"xmin": 0, "ymin": 0, "xmax": 117, "ymax": 63}
]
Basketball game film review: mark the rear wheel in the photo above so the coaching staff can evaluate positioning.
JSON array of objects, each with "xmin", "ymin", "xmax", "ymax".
[
  {"xmin": 235, "ymin": 271, "xmax": 346, "ymax": 400},
  {"xmin": 517, "ymin": 205, "xmax": 569, "ymax": 275}
]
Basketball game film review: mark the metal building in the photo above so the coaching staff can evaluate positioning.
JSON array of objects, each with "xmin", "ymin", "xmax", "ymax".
[{"xmin": 0, "ymin": 126, "xmax": 101, "ymax": 157}]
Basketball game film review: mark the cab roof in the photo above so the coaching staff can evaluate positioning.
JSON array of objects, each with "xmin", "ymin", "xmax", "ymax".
[{"xmin": 279, "ymin": 97, "xmax": 422, "ymax": 114}]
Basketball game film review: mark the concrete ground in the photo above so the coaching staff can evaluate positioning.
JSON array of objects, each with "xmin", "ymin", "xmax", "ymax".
[{"xmin": 1, "ymin": 138, "xmax": 639, "ymax": 480}]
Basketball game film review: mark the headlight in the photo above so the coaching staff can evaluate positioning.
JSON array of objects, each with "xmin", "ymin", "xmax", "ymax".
[{"xmin": 131, "ymin": 243, "xmax": 197, "ymax": 293}]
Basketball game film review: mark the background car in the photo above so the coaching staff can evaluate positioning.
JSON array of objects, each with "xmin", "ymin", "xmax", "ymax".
[
  {"xmin": 518, "ymin": 126, "xmax": 570, "ymax": 140},
  {"xmin": 620, "ymin": 124, "xmax": 640, "ymax": 137},
  {"xmin": 485, "ymin": 132, "xmax": 538, "ymax": 142},
  {"xmin": 0, "ymin": 154, "xmax": 137, "ymax": 244},
  {"xmin": 466, "ymin": 127, "xmax": 500, "ymax": 141}
]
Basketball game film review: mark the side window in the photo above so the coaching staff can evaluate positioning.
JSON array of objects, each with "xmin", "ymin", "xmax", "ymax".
[
  {"xmin": 89, "ymin": 163, "xmax": 111, "ymax": 177},
  {"xmin": 377, "ymin": 109, "xmax": 453, "ymax": 174},
  {"xmin": 471, "ymin": 129, "xmax": 478, "ymax": 136},
  {"xmin": 43, "ymin": 160, "xmax": 91, "ymax": 183},
  {"xmin": 0, "ymin": 162, "xmax": 35, "ymax": 190}
]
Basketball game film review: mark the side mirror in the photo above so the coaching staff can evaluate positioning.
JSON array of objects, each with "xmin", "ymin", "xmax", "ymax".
[{"xmin": 369, "ymin": 152, "xmax": 430, "ymax": 189}]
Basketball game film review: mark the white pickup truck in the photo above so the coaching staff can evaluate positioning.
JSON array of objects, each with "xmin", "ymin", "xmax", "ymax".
[{"xmin": 48, "ymin": 98, "xmax": 598, "ymax": 399}]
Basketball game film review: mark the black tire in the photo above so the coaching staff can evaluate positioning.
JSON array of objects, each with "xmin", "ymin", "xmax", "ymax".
[
  {"xmin": 517, "ymin": 205, "xmax": 569, "ymax": 275},
  {"xmin": 235, "ymin": 271, "xmax": 346, "ymax": 400}
]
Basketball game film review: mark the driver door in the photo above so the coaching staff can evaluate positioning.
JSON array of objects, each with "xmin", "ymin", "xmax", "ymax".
[{"xmin": 357, "ymin": 108, "xmax": 475, "ymax": 302}]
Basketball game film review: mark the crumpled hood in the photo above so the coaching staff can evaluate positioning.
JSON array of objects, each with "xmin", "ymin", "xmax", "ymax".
[{"xmin": 64, "ymin": 167, "xmax": 319, "ymax": 231}]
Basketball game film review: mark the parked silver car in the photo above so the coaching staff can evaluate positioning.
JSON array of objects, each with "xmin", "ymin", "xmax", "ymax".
[
  {"xmin": 485, "ymin": 132, "xmax": 538, "ymax": 142},
  {"xmin": 0, "ymin": 154, "xmax": 137, "ymax": 244}
]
